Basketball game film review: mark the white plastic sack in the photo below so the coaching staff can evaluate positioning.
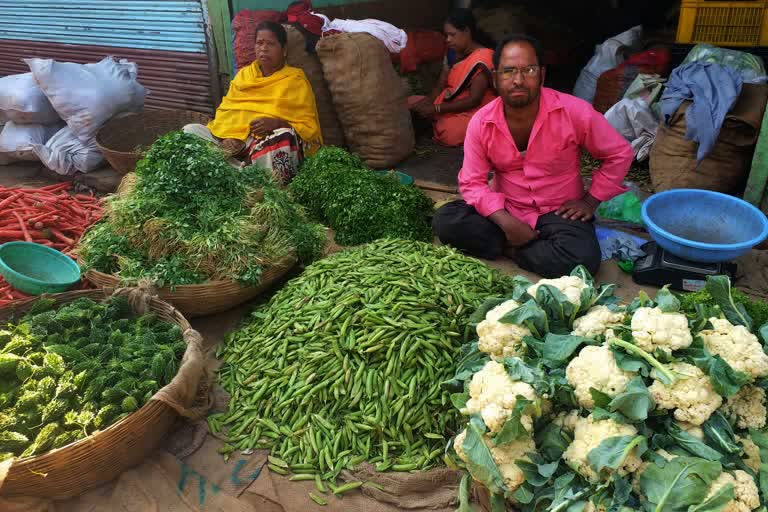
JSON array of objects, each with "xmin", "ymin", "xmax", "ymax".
[
  {"xmin": 604, "ymin": 98, "xmax": 659, "ymax": 162},
  {"xmin": 316, "ymin": 14, "xmax": 408, "ymax": 53},
  {"xmin": 573, "ymin": 26, "xmax": 643, "ymax": 104},
  {"xmin": 0, "ymin": 73, "xmax": 60, "ymax": 124},
  {"xmin": 0, "ymin": 121, "xmax": 63, "ymax": 163},
  {"xmin": 32, "ymin": 126, "xmax": 104, "ymax": 175},
  {"xmin": 26, "ymin": 56, "xmax": 146, "ymax": 142}
]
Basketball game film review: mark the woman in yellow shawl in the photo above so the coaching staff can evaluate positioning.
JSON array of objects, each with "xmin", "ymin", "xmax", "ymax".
[{"xmin": 184, "ymin": 21, "xmax": 322, "ymax": 185}]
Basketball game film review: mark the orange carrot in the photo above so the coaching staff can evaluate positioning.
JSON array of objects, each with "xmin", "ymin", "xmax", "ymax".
[{"xmin": 12, "ymin": 212, "xmax": 32, "ymax": 242}]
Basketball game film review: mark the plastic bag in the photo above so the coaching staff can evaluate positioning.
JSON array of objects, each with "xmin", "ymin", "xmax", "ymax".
[
  {"xmin": 32, "ymin": 127, "xmax": 104, "ymax": 175},
  {"xmin": 623, "ymin": 73, "xmax": 666, "ymax": 118},
  {"xmin": 573, "ymin": 26, "xmax": 642, "ymax": 103},
  {"xmin": 26, "ymin": 56, "xmax": 146, "ymax": 142},
  {"xmin": 0, "ymin": 121, "xmax": 63, "ymax": 163},
  {"xmin": 604, "ymin": 98, "xmax": 659, "ymax": 161},
  {"xmin": 0, "ymin": 73, "xmax": 60, "ymax": 124},
  {"xmin": 682, "ymin": 44, "xmax": 768, "ymax": 84},
  {"xmin": 596, "ymin": 190, "xmax": 643, "ymax": 224}
]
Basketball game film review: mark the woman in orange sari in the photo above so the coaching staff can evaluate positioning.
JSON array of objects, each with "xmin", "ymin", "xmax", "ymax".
[{"xmin": 409, "ymin": 9, "xmax": 496, "ymax": 147}]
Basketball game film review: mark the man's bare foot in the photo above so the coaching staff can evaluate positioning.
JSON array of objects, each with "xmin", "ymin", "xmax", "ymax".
[{"xmin": 221, "ymin": 138, "xmax": 245, "ymax": 156}]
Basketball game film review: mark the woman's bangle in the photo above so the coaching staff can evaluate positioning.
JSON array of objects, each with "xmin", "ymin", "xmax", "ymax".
[{"xmin": 434, "ymin": 104, "xmax": 441, "ymax": 114}]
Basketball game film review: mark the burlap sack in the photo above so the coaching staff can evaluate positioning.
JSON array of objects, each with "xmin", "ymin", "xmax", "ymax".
[
  {"xmin": 243, "ymin": 464, "xmax": 460, "ymax": 512},
  {"xmin": 316, "ymin": 33, "xmax": 415, "ymax": 169},
  {"xmin": 650, "ymin": 83, "xmax": 768, "ymax": 194},
  {"xmin": 284, "ymin": 26, "xmax": 345, "ymax": 148}
]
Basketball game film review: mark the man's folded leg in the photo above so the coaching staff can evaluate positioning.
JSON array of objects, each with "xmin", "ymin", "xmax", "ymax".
[
  {"xmin": 432, "ymin": 200, "xmax": 507, "ymax": 260},
  {"xmin": 513, "ymin": 212, "xmax": 601, "ymax": 278}
]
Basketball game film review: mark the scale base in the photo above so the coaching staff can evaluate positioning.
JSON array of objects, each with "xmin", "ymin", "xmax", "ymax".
[{"xmin": 632, "ymin": 242, "xmax": 737, "ymax": 292}]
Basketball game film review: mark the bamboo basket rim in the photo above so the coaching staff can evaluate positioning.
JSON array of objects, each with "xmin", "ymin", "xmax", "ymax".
[
  {"xmin": 82, "ymin": 255, "xmax": 297, "ymax": 317},
  {"xmin": 81, "ymin": 254, "xmax": 296, "ymax": 292}
]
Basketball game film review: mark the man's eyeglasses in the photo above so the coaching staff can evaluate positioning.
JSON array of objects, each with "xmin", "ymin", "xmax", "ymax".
[{"xmin": 496, "ymin": 66, "xmax": 540, "ymax": 80}]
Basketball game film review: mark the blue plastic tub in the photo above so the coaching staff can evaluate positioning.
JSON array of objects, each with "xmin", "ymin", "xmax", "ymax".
[
  {"xmin": 0, "ymin": 242, "xmax": 81, "ymax": 295},
  {"xmin": 641, "ymin": 189, "xmax": 768, "ymax": 263}
]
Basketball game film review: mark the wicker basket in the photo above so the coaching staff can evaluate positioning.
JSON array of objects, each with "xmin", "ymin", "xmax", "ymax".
[
  {"xmin": 96, "ymin": 110, "xmax": 211, "ymax": 174},
  {"xmin": 85, "ymin": 255, "xmax": 297, "ymax": 318},
  {"xmin": 0, "ymin": 289, "xmax": 209, "ymax": 499}
]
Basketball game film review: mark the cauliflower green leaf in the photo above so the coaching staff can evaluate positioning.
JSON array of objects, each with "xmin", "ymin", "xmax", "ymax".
[
  {"xmin": 587, "ymin": 435, "xmax": 647, "ymax": 477},
  {"xmin": 702, "ymin": 411, "xmax": 742, "ymax": 456},
  {"xmin": 678, "ymin": 338, "xmax": 751, "ymax": 398},
  {"xmin": 639, "ymin": 456, "xmax": 723, "ymax": 512},
  {"xmin": 662, "ymin": 420, "xmax": 723, "ymax": 461},
  {"xmin": 706, "ymin": 276, "xmax": 753, "ymax": 332},
  {"xmin": 462, "ymin": 421, "xmax": 507, "ymax": 496},
  {"xmin": 542, "ymin": 333, "xmax": 597, "ymax": 369}
]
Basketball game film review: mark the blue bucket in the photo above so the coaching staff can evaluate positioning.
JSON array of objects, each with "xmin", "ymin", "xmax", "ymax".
[{"xmin": 641, "ymin": 189, "xmax": 768, "ymax": 263}]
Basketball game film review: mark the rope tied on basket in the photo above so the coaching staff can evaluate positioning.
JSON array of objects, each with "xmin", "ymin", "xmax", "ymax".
[
  {"xmin": 113, "ymin": 280, "xmax": 159, "ymax": 314},
  {"xmin": 151, "ymin": 325, "xmax": 214, "ymax": 421}
]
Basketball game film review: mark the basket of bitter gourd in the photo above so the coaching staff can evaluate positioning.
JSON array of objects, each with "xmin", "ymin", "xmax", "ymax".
[{"xmin": 0, "ymin": 287, "xmax": 210, "ymax": 499}]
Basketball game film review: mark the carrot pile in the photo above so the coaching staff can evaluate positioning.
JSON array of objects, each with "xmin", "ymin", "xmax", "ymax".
[{"xmin": 0, "ymin": 183, "xmax": 103, "ymax": 306}]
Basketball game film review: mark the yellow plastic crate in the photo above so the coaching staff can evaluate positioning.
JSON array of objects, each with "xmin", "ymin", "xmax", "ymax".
[{"xmin": 677, "ymin": 0, "xmax": 768, "ymax": 47}]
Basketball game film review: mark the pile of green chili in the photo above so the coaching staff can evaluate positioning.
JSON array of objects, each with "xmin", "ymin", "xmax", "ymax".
[{"xmin": 211, "ymin": 240, "xmax": 514, "ymax": 489}]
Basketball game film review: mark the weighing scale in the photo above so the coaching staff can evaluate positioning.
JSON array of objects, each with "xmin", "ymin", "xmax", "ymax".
[{"xmin": 632, "ymin": 242, "xmax": 737, "ymax": 292}]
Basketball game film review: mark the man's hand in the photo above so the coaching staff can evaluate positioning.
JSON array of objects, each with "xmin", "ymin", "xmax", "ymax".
[
  {"xmin": 412, "ymin": 99, "xmax": 437, "ymax": 119},
  {"xmin": 489, "ymin": 210, "xmax": 538, "ymax": 247},
  {"xmin": 250, "ymin": 117, "xmax": 286, "ymax": 137},
  {"xmin": 556, "ymin": 193, "xmax": 601, "ymax": 222}
]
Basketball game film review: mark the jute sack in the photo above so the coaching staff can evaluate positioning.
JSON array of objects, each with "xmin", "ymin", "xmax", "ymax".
[
  {"xmin": 316, "ymin": 33, "xmax": 415, "ymax": 169},
  {"xmin": 650, "ymin": 83, "xmax": 768, "ymax": 194},
  {"xmin": 284, "ymin": 26, "xmax": 345, "ymax": 148},
  {"xmin": 244, "ymin": 463, "xmax": 461, "ymax": 512}
]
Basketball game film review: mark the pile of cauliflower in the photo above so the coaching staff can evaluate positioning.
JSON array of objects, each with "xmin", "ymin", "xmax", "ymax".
[{"xmin": 449, "ymin": 269, "xmax": 768, "ymax": 512}]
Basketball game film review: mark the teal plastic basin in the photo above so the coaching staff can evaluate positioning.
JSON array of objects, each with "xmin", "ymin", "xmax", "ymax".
[
  {"xmin": 375, "ymin": 170, "xmax": 414, "ymax": 186},
  {"xmin": 0, "ymin": 242, "xmax": 81, "ymax": 295}
]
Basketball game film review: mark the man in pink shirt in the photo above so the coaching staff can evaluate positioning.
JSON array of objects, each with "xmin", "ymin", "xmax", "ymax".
[{"xmin": 433, "ymin": 35, "xmax": 633, "ymax": 278}]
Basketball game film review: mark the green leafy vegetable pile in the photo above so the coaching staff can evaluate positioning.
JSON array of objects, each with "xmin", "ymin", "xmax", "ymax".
[
  {"xmin": 680, "ymin": 287, "xmax": 768, "ymax": 334},
  {"xmin": 0, "ymin": 297, "xmax": 186, "ymax": 462},
  {"xmin": 447, "ymin": 271, "xmax": 768, "ymax": 512},
  {"xmin": 78, "ymin": 133, "xmax": 325, "ymax": 287},
  {"xmin": 290, "ymin": 147, "xmax": 434, "ymax": 246},
  {"xmin": 211, "ymin": 240, "xmax": 514, "ymax": 491}
]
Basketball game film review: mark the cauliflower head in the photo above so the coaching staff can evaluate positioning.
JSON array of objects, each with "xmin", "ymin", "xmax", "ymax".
[
  {"xmin": 553, "ymin": 410, "xmax": 581, "ymax": 432},
  {"xmin": 706, "ymin": 470, "xmax": 760, "ymax": 512},
  {"xmin": 676, "ymin": 421, "xmax": 705, "ymax": 440},
  {"xmin": 477, "ymin": 300, "xmax": 532, "ymax": 360},
  {"xmin": 453, "ymin": 428, "xmax": 535, "ymax": 493},
  {"xmin": 631, "ymin": 307, "xmax": 693, "ymax": 354},
  {"xmin": 566, "ymin": 344, "xmax": 634, "ymax": 409},
  {"xmin": 466, "ymin": 360, "xmax": 537, "ymax": 433},
  {"xmin": 528, "ymin": 275, "xmax": 588, "ymax": 307},
  {"xmin": 738, "ymin": 435, "xmax": 761, "ymax": 473},
  {"xmin": 572, "ymin": 306, "xmax": 626, "ymax": 339},
  {"xmin": 563, "ymin": 415, "xmax": 643, "ymax": 482},
  {"xmin": 722, "ymin": 386, "xmax": 767, "ymax": 430},
  {"xmin": 649, "ymin": 362, "xmax": 722, "ymax": 426},
  {"xmin": 700, "ymin": 318, "xmax": 768, "ymax": 380}
]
